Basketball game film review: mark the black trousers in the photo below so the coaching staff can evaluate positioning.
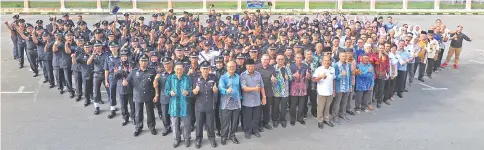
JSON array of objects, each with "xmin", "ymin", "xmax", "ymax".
[
  {"xmin": 261, "ymin": 96, "xmax": 273, "ymax": 125},
  {"xmin": 396, "ymin": 70, "xmax": 406, "ymax": 94},
  {"xmin": 418, "ymin": 63, "xmax": 426, "ymax": 78},
  {"xmin": 272, "ymin": 97, "xmax": 288, "ymax": 122},
  {"xmin": 43, "ymin": 60, "xmax": 55, "ymax": 86},
  {"xmin": 196, "ymin": 111, "xmax": 215, "ymax": 140},
  {"xmin": 242, "ymin": 106, "xmax": 261, "ymax": 134},
  {"xmin": 335, "ymin": 92, "xmax": 350, "ymax": 117},
  {"xmin": 426, "ymin": 58, "xmax": 435, "ymax": 76},
  {"xmin": 26, "ymin": 50, "xmax": 38, "ymax": 74},
  {"xmin": 73, "ymin": 71, "xmax": 82, "ymax": 97},
  {"xmin": 54, "ymin": 67, "xmax": 65, "ymax": 91},
  {"xmin": 375, "ymin": 78, "xmax": 386, "ymax": 104},
  {"xmin": 220, "ymin": 109, "xmax": 240, "ymax": 138},
  {"xmin": 434, "ymin": 48, "xmax": 445, "ymax": 71},
  {"xmin": 82, "ymin": 76, "xmax": 93, "ymax": 103},
  {"xmin": 290, "ymin": 96, "xmax": 306, "ymax": 122},
  {"xmin": 355, "ymin": 90, "xmax": 371, "ymax": 111},
  {"xmin": 107, "ymin": 75, "xmax": 117, "ymax": 106},
  {"xmin": 309, "ymin": 90, "xmax": 318, "ymax": 116},
  {"xmin": 62, "ymin": 68, "xmax": 73, "ymax": 93},
  {"xmin": 119, "ymin": 94, "xmax": 135, "ymax": 121},
  {"xmin": 384, "ymin": 78, "xmax": 396, "ymax": 100},
  {"xmin": 159, "ymin": 103, "xmax": 171, "ymax": 129},
  {"xmin": 93, "ymin": 73, "xmax": 105, "ymax": 103},
  {"xmin": 135, "ymin": 101, "xmax": 156, "ymax": 131},
  {"xmin": 187, "ymin": 98, "xmax": 196, "ymax": 127},
  {"xmin": 215, "ymin": 94, "xmax": 222, "ymax": 131},
  {"xmin": 17, "ymin": 42, "xmax": 25, "ymax": 67}
]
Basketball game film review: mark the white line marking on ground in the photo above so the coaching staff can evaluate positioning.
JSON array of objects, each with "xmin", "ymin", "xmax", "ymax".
[
  {"xmin": 422, "ymin": 88, "xmax": 448, "ymax": 91},
  {"xmin": 469, "ymin": 60, "xmax": 484, "ymax": 64},
  {"xmin": 419, "ymin": 83, "xmax": 435, "ymax": 88},
  {"xmin": 32, "ymin": 78, "xmax": 43, "ymax": 103},
  {"xmin": 0, "ymin": 91, "xmax": 34, "ymax": 94},
  {"xmin": 18, "ymin": 86, "xmax": 25, "ymax": 92},
  {"xmin": 101, "ymin": 91, "xmax": 107, "ymax": 93}
]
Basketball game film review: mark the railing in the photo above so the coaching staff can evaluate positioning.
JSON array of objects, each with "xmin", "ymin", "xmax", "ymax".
[{"xmin": 1, "ymin": 0, "xmax": 484, "ymax": 13}]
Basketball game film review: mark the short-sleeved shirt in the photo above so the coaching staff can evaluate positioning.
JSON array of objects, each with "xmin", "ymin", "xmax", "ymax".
[
  {"xmin": 255, "ymin": 64, "xmax": 274, "ymax": 98},
  {"xmin": 194, "ymin": 74, "xmax": 217, "ymax": 112},
  {"xmin": 240, "ymin": 71, "xmax": 264, "ymax": 107},
  {"xmin": 313, "ymin": 66, "xmax": 335, "ymax": 96}
]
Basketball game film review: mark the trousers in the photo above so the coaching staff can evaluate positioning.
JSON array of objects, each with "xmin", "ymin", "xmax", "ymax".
[
  {"xmin": 355, "ymin": 91, "xmax": 371, "ymax": 111},
  {"xmin": 316, "ymin": 95, "xmax": 332, "ymax": 122},
  {"xmin": 26, "ymin": 50, "xmax": 38, "ymax": 74},
  {"xmin": 272, "ymin": 97, "xmax": 288, "ymax": 122},
  {"xmin": 62, "ymin": 68, "xmax": 73, "ymax": 93},
  {"xmin": 108, "ymin": 75, "xmax": 117, "ymax": 106},
  {"xmin": 196, "ymin": 111, "xmax": 215, "ymax": 140},
  {"xmin": 43, "ymin": 60, "xmax": 55, "ymax": 85},
  {"xmin": 406, "ymin": 63, "xmax": 415, "ymax": 86},
  {"xmin": 374, "ymin": 78, "xmax": 386, "ymax": 104},
  {"xmin": 73, "ymin": 71, "xmax": 82, "ymax": 97},
  {"xmin": 396, "ymin": 70, "xmax": 406, "ymax": 94},
  {"xmin": 93, "ymin": 73, "xmax": 105, "ymax": 103},
  {"xmin": 119, "ymin": 94, "xmax": 135, "ymax": 121},
  {"xmin": 434, "ymin": 48, "xmax": 445, "ymax": 71},
  {"xmin": 82, "ymin": 76, "xmax": 93, "ymax": 103},
  {"xmin": 54, "ymin": 67, "xmax": 65, "ymax": 91},
  {"xmin": 384, "ymin": 78, "xmax": 396, "ymax": 100},
  {"xmin": 242, "ymin": 106, "xmax": 261, "ymax": 134},
  {"xmin": 261, "ymin": 96, "xmax": 273, "ymax": 125},
  {"xmin": 17, "ymin": 42, "xmax": 25, "ymax": 67},
  {"xmin": 220, "ymin": 109, "xmax": 240, "ymax": 138},
  {"xmin": 333, "ymin": 92, "xmax": 349, "ymax": 118},
  {"xmin": 290, "ymin": 96, "xmax": 306, "ymax": 122},
  {"xmin": 135, "ymin": 101, "xmax": 155, "ymax": 131},
  {"xmin": 172, "ymin": 116, "xmax": 192, "ymax": 141},
  {"xmin": 426, "ymin": 58, "xmax": 435, "ymax": 76}
]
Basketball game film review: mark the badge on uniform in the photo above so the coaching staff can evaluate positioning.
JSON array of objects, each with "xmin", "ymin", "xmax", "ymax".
[{"xmin": 136, "ymin": 71, "xmax": 140, "ymax": 76}]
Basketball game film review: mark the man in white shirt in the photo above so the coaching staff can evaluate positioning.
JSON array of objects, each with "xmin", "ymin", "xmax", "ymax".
[{"xmin": 312, "ymin": 55, "xmax": 335, "ymax": 129}]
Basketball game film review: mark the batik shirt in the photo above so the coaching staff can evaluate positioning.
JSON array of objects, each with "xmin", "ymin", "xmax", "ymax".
[
  {"xmin": 272, "ymin": 64, "xmax": 293, "ymax": 97},
  {"xmin": 333, "ymin": 61, "xmax": 352, "ymax": 93},
  {"xmin": 304, "ymin": 59, "xmax": 320, "ymax": 91},
  {"xmin": 219, "ymin": 73, "xmax": 242, "ymax": 110},
  {"xmin": 290, "ymin": 63, "xmax": 309, "ymax": 96},
  {"xmin": 356, "ymin": 63, "xmax": 375, "ymax": 91},
  {"xmin": 165, "ymin": 74, "xmax": 192, "ymax": 117}
]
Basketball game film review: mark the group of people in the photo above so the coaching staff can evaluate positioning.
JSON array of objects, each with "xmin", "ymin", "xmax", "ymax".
[{"xmin": 5, "ymin": 9, "xmax": 471, "ymax": 149}]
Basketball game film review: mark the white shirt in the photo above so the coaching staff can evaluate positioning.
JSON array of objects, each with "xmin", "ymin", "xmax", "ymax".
[
  {"xmin": 313, "ymin": 66, "xmax": 335, "ymax": 96},
  {"xmin": 198, "ymin": 50, "xmax": 220, "ymax": 65}
]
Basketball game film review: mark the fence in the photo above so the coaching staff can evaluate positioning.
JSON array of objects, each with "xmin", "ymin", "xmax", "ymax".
[{"xmin": 1, "ymin": 0, "xmax": 484, "ymax": 13}]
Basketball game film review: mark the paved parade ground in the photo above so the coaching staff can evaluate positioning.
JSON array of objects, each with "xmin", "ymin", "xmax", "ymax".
[{"xmin": 1, "ymin": 15, "xmax": 484, "ymax": 150}]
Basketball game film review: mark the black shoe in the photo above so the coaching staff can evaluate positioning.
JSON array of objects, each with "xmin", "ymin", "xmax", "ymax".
[
  {"xmin": 318, "ymin": 122, "xmax": 324, "ymax": 129},
  {"xmin": 84, "ymin": 101, "xmax": 90, "ymax": 107},
  {"xmin": 221, "ymin": 137, "xmax": 227, "ymax": 145},
  {"xmin": 184, "ymin": 139, "xmax": 191, "ymax": 147},
  {"xmin": 258, "ymin": 126, "xmax": 264, "ymax": 132},
  {"xmin": 245, "ymin": 133, "xmax": 251, "ymax": 139},
  {"xmin": 43, "ymin": 80, "xmax": 48, "ymax": 83},
  {"xmin": 94, "ymin": 107, "xmax": 100, "ymax": 115},
  {"xmin": 49, "ymin": 84, "xmax": 55, "ymax": 88},
  {"xmin": 230, "ymin": 137, "xmax": 239, "ymax": 144},
  {"xmin": 75, "ymin": 96, "xmax": 81, "ymax": 102},
  {"xmin": 150, "ymin": 129, "xmax": 157, "ymax": 135},
  {"xmin": 418, "ymin": 78, "xmax": 425, "ymax": 82},
  {"xmin": 195, "ymin": 139, "xmax": 201, "ymax": 149},
  {"xmin": 162, "ymin": 128, "xmax": 172, "ymax": 136},
  {"xmin": 273, "ymin": 121, "xmax": 278, "ymax": 128},
  {"xmin": 323, "ymin": 121, "xmax": 334, "ymax": 127},
  {"xmin": 298, "ymin": 121, "xmax": 306, "ymax": 125},
  {"xmin": 99, "ymin": 101, "xmax": 104, "ymax": 104},
  {"xmin": 346, "ymin": 110, "xmax": 355, "ymax": 116},
  {"xmin": 59, "ymin": 90, "xmax": 64, "ymax": 94},
  {"xmin": 122, "ymin": 119, "xmax": 129, "ymax": 126},
  {"xmin": 158, "ymin": 113, "xmax": 163, "ymax": 120},
  {"xmin": 173, "ymin": 140, "xmax": 181, "ymax": 148},
  {"xmin": 69, "ymin": 92, "xmax": 75, "ymax": 98},
  {"xmin": 254, "ymin": 132, "xmax": 261, "ymax": 137},
  {"xmin": 107, "ymin": 110, "xmax": 116, "ymax": 119},
  {"xmin": 397, "ymin": 93, "xmax": 403, "ymax": 98},
  {"xmin": 33, "ymin": 73, "xmax": 38, "ymax": 77},
  {"xmin": 311, "ymin": 113, "xmax": 317, "ymax": 118},
  {"xmin": 281, "ymin": 121, "xmax": 287, "ymax": 128},
  {"xmin": 263, "ymin": 124, "xmax": 273, "ymax": 130},
  {"xmin": 384, "ymin": 100, "xmax": 391, "ymax": 105},
  {"xmin": 340, "ymin": 115, "xmax": 350, "ymax": 122},
  {"xmin": 133, "ymin": 130, "xmax": 141, "ymax": 137},
  {"xmin": 216, "ymin": 130, "xmax": 221, "ymax": 137},
  {"xmin": 211, "ymin": 140, "xmax": 217, "ymax": 148},
  {"xmin": 19, "ymin": 66, "xmax": 23, "ymax": 69},
  {"xmin": 290, "ymin": 121, "xmax": 296, "ymax": 126},
  {"xmin": 428, "ymin": 75, "xmax": 432, "ymax": 79}
]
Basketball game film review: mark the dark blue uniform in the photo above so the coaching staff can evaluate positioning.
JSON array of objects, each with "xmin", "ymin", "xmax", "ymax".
[
  {"xmin": 126, "ymin": 68, "xmax": 157, "ymax": 132},
  {"xmin": 104, "ymin": 54, "xmax": 121, "ymax": 107},
  {"xmin": 39, "ymin": 39, "xmax": 55, "ymax": 86},
  {"xmin": 76, "ymin": 51, "xmax": 94, "ymax": 105},
  {"xmin": 115, "ymin": 60, "xmax": 135, "ymax": 123},
  {"xmin": 92, "ymin": 52, "xmax": 110, "ymax": 104},
  {"xmin": 156, "ymin": 71, "xmax": 174, "ymax": 132}
]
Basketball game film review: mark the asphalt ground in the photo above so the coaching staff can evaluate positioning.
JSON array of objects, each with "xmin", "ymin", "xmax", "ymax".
[{"xmin": 1, "ymin": 15, "xmax": 484, "ymax": 150}]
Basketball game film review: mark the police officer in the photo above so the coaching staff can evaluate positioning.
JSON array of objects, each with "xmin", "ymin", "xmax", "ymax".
[
  {"xmin": 18, "ymin": 23, "xmax": 39, "ymax": 76},
  {"xmin": 116, "ymin": 48, "xmax": 135, "ymax": 126},
  {"xmin": 105, "ymin": 41, "xmax": 121, "ymax": 119},
  {"xmin": 192, "ymin": 61, "xmax": 218, "ymax": 148},
  {"xmin": 188, "ymin": 51, "xmax": 201, "ymax": 130},
  {"xmin": 37, "ymin": 31, "xmax": 55, "ymax": 87},
  {"xmin": 154, "ymin": 57, "xmax": 174, "ymax": 136},
  {"xmin": 124, "ymin": 54, "xmax": 157, "ymax": 137},
  {"xmin": 149, "ymin": 13, "xmax": 161, "ymax": 31},
  {"xmin": 62, "ymin": 31, "xmax": 76, "ymax": 98},
  {"xmin": 235, "ymin": 53, "xmax": 246, "ymax": 75},
  {"xmin": 52, "ymin": 32, "xmax": 65, "ymax": 94},
  {"xmin": 15, "ymin": 19, "xmax": 27, "ymax": 68},
  {"xmin": 71, "ymin": 37, "xmax": 85, "ymax": 101},
  {"xmin": 75, "ymin": 42, "xmax": 94, "ymax": 107},
  {"xmin": 213, "ymin": 56, "xmax": 226, "ymax": 136},
  {"xmin": 88, "ymin": 40, "xmax": 110, "ymax": 115}
]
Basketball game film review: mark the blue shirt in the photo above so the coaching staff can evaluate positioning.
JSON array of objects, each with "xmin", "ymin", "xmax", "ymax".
[
  {"xmin": 384, "ymin": 22, "xmax": 396, "ymax": 32},
  {"xmin": 353, "ymin": 46, "xmax": 365, "ymax": 61},
  {"xmin": 356, "ymin": 63, "xmax": 375, "ymax": 91},
  {"xmin": 397, "ymin": 50, "xmax": 411, "ymax": 71},
  {"xmin": 333, "ymin": 62, "xmax": 352, "ymax": 93},
  {"xmin": 240, "ymin": 71, "xmax": 264, "ymax": 107},
  {"xmin": 219, "ymin": 73, "xmax": 242, "ymax": 110},
  {"xmin": 165, "ymin": 74, "xmax": 192, "ymax": 117}
]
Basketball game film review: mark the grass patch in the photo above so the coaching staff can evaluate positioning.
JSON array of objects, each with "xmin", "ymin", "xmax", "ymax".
[
  {"xmin": 375, "ymin": 2, "xmax": 403, "ymax": 9},
  {"xmin": 343, "ymin": 2, "xmax": 370, "ymax": 9},
  {"xmin": 1, "ymin": 2, "xmax": 23, "ymax": 8},
  {"xmin": 408, "ymin": 2, "xmax": 434, "ymax": 9},
  {"xmin": 137, "ymin": 2, "xmax": 168, "ymax": 9},
  {"xmin": 275, "ymin": 2, "xmax": 304, "ymax": 9},
  {"xmin": 172, "ymin": 2, "xmax": 203, "ymax": 9},
  {"xmin": 440, "ymin": 3, "xmax": 465, "ymax": 9},
  {"xmin": 309, "ymin": 2, "xmax": 337, "ymax": 9},
  {"xmin": 30, "ymin": 2, "xmax": 60, "ymax": 8},
  {"xmin": 472, "ymin": 3, "xmax": 484, "ymax": 9}
]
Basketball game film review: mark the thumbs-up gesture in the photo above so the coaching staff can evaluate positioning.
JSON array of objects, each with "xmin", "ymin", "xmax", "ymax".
[
  {"xmin": 342, "ymin": 70, "xmax": 347, "ymax": 76},
  {"xmin": 306, "ymin": 70, "xmax": 311, "ymax": 78},
  {"xmin": 212, "ymin": 84, "xmax": 218, "ymax": 93},
  {"xmin": 188, "ymin": 68, "xmax": 193, "ymax": 75},
  {"xmin": 368, "ymin": 67, "xmax": 373, "ymax": 73},
  {"xmin": 293, "ymin": 71, "xmax": 300, "ymax": 78},
  {"xmin": 285, "ymin": 74, "xmax": 289, "ymax": 80},
  {"xmin": 227, "ymin": 85, "xmax": 233, "ymax": 94},
  {"xmin": 271, "ymin": 75, "xmax": 277, "ymax": 83},
  {"xmin": 193, "ymin": 85, "xmax": 200, "ymax": 95},
  {"xmin": 114, "ymin": 66, "xmax": 119, "ymax": 73},
  {"xmin": 182, "ymin": 90, "xmax": 189, "ymax": 96},
  {"xmin": 122, "ymin": 79, "xmax": 128, "ymax": 86},
  {"xmin": 170, "ymin": 90, "xmax": 176, "ymax": 96}
]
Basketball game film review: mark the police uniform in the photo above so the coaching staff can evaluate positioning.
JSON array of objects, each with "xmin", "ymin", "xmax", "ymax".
[
  {"xmin": 16, "ymin": 19, "xmax": 27, "ymax": 68},
  {"xmin": 126, "ymin": 55, "xmax": 157, "ymax": 137},
  {"xmin": 155, "ymin": 57, "xmax": 174, "ymax": 136},
  {"xmin": 105, "ymin": 41, "xmax": 122, "ymax": 118},
  {"xmin": 188, "ymin": 52, "xmax": 201, "ymax": 129},
  {"xmin": 213, "ymin": 57, "xmax": 226, "ymax": 135},
  {"xmin": 24, "ymin": 24, "xmax": 39, "ymax": 76},
  {"xmin": 71, "ymin": 38, "xmax": 84, "ymax": 101},
  {"xmin": 76, "ymin": 42, "xmax": 94, "ymax": 106},
  {"xmin": 61, "ymin": 31, "xmax": 76, "ymax": 98},
  {"xmin": 52, "ymin": 32, "xmax": 66, "ymax": 94},
  {"xmin": 40, "ymin": 33, "xmax": 55, "ymax": 88},
  {"xmin": 194, "ymin": 61, "xmax": 218, "ymax": 148},
  {"xmin": 91, "ymin": 40, "xmax": 111, "ymax": 115},
  {"xmin": 116, "ymin": 49, "xmax": 135, "ymax": 126}
]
